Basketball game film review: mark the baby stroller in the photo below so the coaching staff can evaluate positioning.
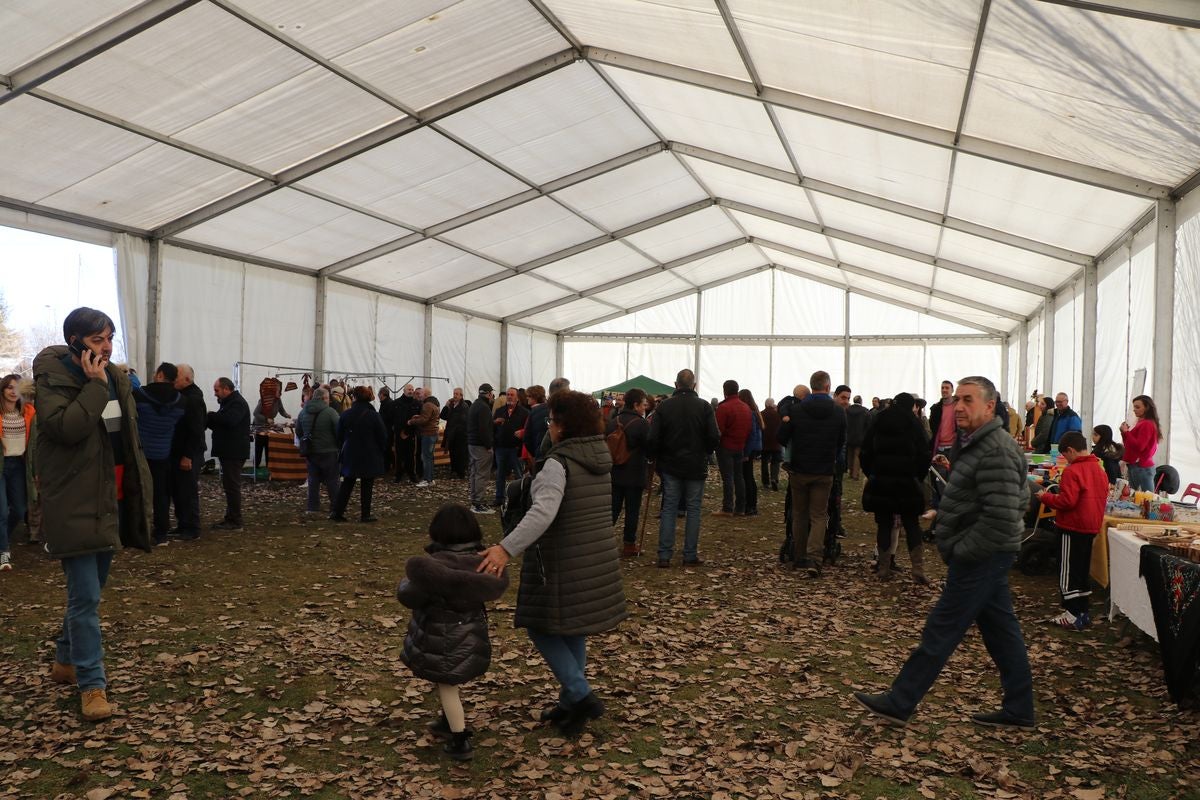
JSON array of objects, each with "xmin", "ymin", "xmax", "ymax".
[
  {"xmin": 779, "ymin": 484, "xmax": 842, "ymax": 566},
  {"xmin": 1015, "ymin": 482, "xmax": 1060, "ymax": 576}
]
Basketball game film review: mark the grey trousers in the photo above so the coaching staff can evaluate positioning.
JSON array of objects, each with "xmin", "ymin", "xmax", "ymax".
[{"xmin": 468, "ymin": 445, "xmax": 492, "ymax": 507}]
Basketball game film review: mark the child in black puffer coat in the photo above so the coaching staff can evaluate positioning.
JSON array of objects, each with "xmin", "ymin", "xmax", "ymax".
[{"xmin": 397, "ymin": 504, "xmax": 508, "ymax": 761}]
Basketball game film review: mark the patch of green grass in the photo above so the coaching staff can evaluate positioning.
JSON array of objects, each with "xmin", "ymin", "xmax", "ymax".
[{"xmin": 843, "ymin": 774, "xmax": 926, "ymax": 799}]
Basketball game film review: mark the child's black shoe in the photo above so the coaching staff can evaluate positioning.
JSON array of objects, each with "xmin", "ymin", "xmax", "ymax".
[{"xmin": 443, "ymin": 729, "xmax": 473, "ymax": 760}]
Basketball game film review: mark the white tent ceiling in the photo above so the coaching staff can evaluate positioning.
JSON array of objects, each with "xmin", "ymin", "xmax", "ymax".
[{"xmin": 3, "ymin": 0, "xmax": 1198, "ymax": 335}]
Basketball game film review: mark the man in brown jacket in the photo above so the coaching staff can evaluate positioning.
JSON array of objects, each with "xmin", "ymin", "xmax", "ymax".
[{"xmin": 410, "ymin": 387, "xmax": 441, "ymax": 487}]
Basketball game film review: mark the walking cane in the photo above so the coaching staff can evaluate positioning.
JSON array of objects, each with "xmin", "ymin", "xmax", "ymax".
[{"xmin": 638, "ymin": 465, "xmax": 655, "ymax": 555}]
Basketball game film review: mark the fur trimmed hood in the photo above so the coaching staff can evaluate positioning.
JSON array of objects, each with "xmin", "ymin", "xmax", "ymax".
[{"xmin": 402, "ymin": 550, "xmax": 508, "ymax": 611}]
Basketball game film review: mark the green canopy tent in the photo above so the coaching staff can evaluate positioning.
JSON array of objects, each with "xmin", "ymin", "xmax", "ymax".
[{"xmin": 593, "ymin": 374, "xmax": 675, "ymax": 399}]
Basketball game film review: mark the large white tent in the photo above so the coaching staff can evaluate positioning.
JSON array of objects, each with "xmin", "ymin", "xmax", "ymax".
[{"xmin": 2, "ymin": 0, "xmax": 1199, "ymax": 482}]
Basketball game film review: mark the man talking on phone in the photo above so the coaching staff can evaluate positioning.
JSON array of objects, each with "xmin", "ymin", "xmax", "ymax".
[{"xmin": 34, "ymin": 307, "xmax": 153, "ymax": 721}]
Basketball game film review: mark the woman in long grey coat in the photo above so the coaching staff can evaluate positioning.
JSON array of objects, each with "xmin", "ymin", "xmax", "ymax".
[{"xmin": 476, "ymin": 390, "xmax": 627, "ymax": 737}]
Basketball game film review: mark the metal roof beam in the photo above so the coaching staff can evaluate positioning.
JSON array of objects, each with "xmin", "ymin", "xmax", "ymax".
[
  {"xmin": 208, "ymin": 0, "xmax": 421, "ymax": 115},
  {"xmin": 585, "ymin": 47, "xmax": 1170, "ymax": 199},
  {"xmin": 720, "ymin": 198, "xmax": 1049, "ymax": 296},
  {"xmin": 318, "ymin": 142, "xmax": 668, "ymax": 278},
  {"xmin": 30, "ymin": 90, "xmax": 273, "ymax": 180},
  {"xmin": 425, "ymin": 199, "xmax": 717, "ymax": 302},
  {"xmin": 0, "ymin": 0, "xmax": 201, "ymax": 106},
  {"xmin": 560, "ymin": 265, "xmax": 771, "ymax": 332},
  {"xmin": 153, "ymin": 48, "xmax": 580, "ymax": 238},
  {"xmin": 564, "ymin": 332, "xmax": 999, "ymax": 343},
  {"xmin": 752, "ymin": 238, "xmax": 1026, "ymax": 321},
  {"xmin": 0, "ymin": 194, "xmax": 151, "ymax": 237},
  {"xmin": 772, "ymin": 265, "xmax": 1008, "ymax": 335},
  {"xmin": 670, "ymin": 142, "xmax": 1091, "ymax": 266},
  {"xmin": 1037, "ymin": 0, "xmax": 1200, "ymax": 28},
  {"xmin": 503, "ymin": 238, "xmax": 751, "ymax": 322}
]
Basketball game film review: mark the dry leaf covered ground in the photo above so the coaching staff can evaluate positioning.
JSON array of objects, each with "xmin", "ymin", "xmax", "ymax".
[{"xmin": 1, "ymin": 471, "xmax": 1198, "ymax": 799}]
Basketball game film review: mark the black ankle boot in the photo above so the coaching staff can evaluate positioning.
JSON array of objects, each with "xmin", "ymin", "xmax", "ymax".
[
  {"xmin": 443, "ymin": 729, "xmax": 473, "ymax": 760},
  {"xmin": 427, "ymin": 712, "xmax": 451, "ymax": 738},
  {"xmin": 555, "ymin": 692, "xmax": 605, "ymax": 736},
  {"xmin": 539, "ymin": 703, "xmax": 569, "ymax": 724}
]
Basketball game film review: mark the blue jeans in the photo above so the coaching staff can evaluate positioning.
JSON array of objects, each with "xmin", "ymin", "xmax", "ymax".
[
  {"xmin": 56, "ymin": 552, "xmax": 115, "ymax": 689},
  {"xmin": 1127, "ymin": 464, "xmax": 1155, "ymax": 492},
  {"xmin": 494, "ymin": 446, "xmax": 523, "ymax": 505},
  {"xmin": 527, "ymin": 630, "xmax": 590, "ymax": 706},
  {"xmin": 658, "ymin": 473, "xmax": 705, "ymax": 562},
  {"xmin": 420, "ymin": 434, "xmax": 437, "ymax": 482},
  {"xmin": 889, "ymin": 552, "xmax": 1034, "ymax": 720},
  {"xmin": 0, "ymin": 455, "xmax": 28, "ymax": 551}
]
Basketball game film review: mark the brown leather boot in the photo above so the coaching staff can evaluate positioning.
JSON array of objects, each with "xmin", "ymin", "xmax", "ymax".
[
  {"xmin": 49, "ymin": 662, "xmax": 76, "ymax": 685},
  {"xmin": 621, "ymin": 543, "xmax": 640, "ymax": 558},
  {"xmin": 81, "ymin": 688, "xmax": 114, "ymax": 721},
  {"xmin": 910, "ymin": 545, "xmax": 929, "ymax": 585}
]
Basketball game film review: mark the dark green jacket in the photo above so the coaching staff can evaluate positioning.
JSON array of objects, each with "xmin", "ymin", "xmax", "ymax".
[
  {"xmin": 514, "ymin": 435, "xmax": 627, "ymax": 636},
  {"xmin": 33, "ymin": 345, "xmax": 153, "ymax": 558},
  {"xmin": 298, "ymin": 397, "xmax": 339, "ymax": 456},
  {"xmin": 935, "ymin": 416, "xmax": 1029, "ymax": 565}
]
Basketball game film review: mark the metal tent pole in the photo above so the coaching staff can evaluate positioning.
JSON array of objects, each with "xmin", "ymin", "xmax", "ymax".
[
  {"xmin": 1080, "ymin": 262, "xmax": 1099, "ymax": 432},
  {"xmin": 1153, "ymin": 198, "xmax": 1176, "ymax": 459}
]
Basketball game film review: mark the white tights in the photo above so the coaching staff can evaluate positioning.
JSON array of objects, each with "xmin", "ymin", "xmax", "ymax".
[{"xmin": 437, "ymin": 684, "xmax": 465, "ymax": 733}]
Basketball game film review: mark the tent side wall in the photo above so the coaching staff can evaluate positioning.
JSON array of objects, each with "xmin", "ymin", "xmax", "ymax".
[{"xmin": 1171, "ymin": 191, "xmax": 1200, "ymax": 490}]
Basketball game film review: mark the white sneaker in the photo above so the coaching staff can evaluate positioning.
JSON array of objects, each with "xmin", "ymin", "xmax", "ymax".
[
  {"xmin": 1047, "ymin": 610, "xmax": 1076, "ymax": 627},
  {"xmin": 415, "ymin": 481, "xmax": 430, "ymax": 488},
  {"xmin": 0, "ymin": 552, "xmax": 11, "ymax": 571}
]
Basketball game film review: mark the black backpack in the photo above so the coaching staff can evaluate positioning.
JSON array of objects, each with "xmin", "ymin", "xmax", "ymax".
[{"xmin": 501, "ymin": 473, "xmax": 535, "ymax": 535}]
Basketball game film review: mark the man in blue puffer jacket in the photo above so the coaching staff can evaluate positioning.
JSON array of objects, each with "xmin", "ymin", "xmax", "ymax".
[{"xmin": 132, "ymin": 363, "xmax": 185, "ymax": 546}]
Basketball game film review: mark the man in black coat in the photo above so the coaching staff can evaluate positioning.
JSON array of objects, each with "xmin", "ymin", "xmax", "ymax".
[
  {"xmin": 845, "ymin": 395, "xmax": 870, "ymax": 480},
  {"xmin": 466, "ymin": 384, "xmax": 495, "ymax": 513},
  {"xmin": 646, "ymin": 369, "xmax": 720, "ymax": 567},
  {"xmin": 378, "ymin": 386, "xmax": 395, "ymax": 472},
  {"xmin": 777, "ymin": 370, "xmax": 846, "ymax": 577},
  {"xmin": 170, "ymin": 363, "xmax": 207, "ymax": 541},
  {"xmin": 393, "ymin": 384, "xmax": 421, "ymax": 484},
  {"xmin": 207, "ymin": 377, "xmax": 250, "ymax": 531},
  {"xmin": 440, "ymin": 387, "xmax": 470, "ymax": 479}
]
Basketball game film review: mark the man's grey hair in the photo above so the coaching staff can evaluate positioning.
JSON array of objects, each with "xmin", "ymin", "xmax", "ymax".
[
  {"xmin": 675, "ymin": 369, "xmax": 696, "ymax": 391},
  {"xmin": 548, "ymin": 377, "xmax": 570, "ymax": 394},
  {"xmin": 958, "ymin": 376, "xmax": 997, "ymax": 403},
  {"xmin": 176, "ymin": 363, "xmax": 194, "ymax": 382},
  {"xmin": 313, "ymin": 387, "xmax": 329, "ymax": 402}
]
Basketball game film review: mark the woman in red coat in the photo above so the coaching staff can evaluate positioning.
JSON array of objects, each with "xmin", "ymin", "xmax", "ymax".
[{"xmin": 1119, "ymin": 394, "xmax": 1162, "ymax": 491}]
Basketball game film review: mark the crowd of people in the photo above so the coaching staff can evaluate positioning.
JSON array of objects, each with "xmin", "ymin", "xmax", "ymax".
[{"xmin": 3, "ymin": 306, "xmax": 1169, "ymax": 756}]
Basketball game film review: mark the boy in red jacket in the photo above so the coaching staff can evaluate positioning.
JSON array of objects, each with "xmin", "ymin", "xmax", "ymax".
[{"xmin": 1036, "ymin": 431, "xmax": 1109, "ymax": 630}]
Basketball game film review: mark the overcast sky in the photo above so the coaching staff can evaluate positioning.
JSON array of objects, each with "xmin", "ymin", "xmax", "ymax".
[{"xmin": 0, "ymin": 225, "xmax": 125, "ymax": 360}]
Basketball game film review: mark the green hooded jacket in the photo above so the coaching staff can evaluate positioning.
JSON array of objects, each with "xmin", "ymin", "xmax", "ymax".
[{"xmin": 33, "ymin": 345, "xmax": 153, "ymax": 558}]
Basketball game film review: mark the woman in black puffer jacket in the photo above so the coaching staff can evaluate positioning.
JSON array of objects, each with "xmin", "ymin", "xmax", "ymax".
[
  {"xmin": 398, "ymin": 504, "xmax": 508, "ymax": 760},
  {"xmin": 860, "ymin": 393, "xmax": 931, "ymax": 583}
]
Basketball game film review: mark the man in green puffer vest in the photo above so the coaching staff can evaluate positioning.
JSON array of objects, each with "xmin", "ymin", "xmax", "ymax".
[{"xmin": 854, "ymin": 376, "xmax": 1035, "ymax": 730}]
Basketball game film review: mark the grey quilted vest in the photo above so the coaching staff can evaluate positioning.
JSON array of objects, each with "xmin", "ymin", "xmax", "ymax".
[{"xmin": 514, "ymin": 435, "xmax": 628, "ymax": 635}]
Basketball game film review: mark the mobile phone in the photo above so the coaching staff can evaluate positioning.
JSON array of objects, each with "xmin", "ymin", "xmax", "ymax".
[{"xmin": 67, "ymin": 338, "xmax": 88, "ymax": 359}]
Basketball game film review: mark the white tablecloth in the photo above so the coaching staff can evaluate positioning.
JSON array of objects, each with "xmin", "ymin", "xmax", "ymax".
[{"xmin": 1107, "ymin": 528, "xmax": 1158, "ymax": 642}]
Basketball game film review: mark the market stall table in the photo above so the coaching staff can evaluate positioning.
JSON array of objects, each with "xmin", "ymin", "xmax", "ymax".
[
  {"xmin": 266, "ymin": 430, "xmax": 307, "ymax": 481},
  {"xmin": 1106, "ymin": 527, "xmax": 1157, "ymax": 640}
]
